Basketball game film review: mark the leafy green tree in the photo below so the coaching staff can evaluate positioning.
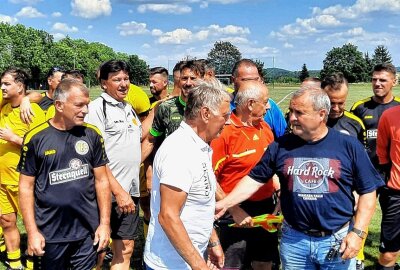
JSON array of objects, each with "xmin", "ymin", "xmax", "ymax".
[
  {"xmin": 299, "ymin": 64, "xmax": 310, "ymax": 82},
  {"xmin": 320, "ymin": 43, "xmax": 368, "ymax": 82},
  {"xmin": 207, "ymin": 41, "xmax": 241, "ymax": 75},
  {"xmin": 0, "ymin": 22, "xmax": 150, "ymax": 88},
  {"xmin": 364, "ymin": 52, "xmax": 374, "ymax": 75},
  {"xmin": 372, "ymin": 45, "xmax": 392, "ymax": 65},
  {"xmin": 126, "ymin": 54, "xmax": 149, "ymax": 85}
]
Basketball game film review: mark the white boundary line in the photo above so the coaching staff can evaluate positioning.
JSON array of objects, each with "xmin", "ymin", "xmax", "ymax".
[{"xmin": 276, "ymin": 91, "xmax": 294, "ymax": 105}]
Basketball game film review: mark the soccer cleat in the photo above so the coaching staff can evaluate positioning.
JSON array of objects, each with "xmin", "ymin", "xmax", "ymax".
[
  {"xmin": 6, "ymin": 266, "xmax": 24, "ymax": 270},
  {"xmin": 356, "ymin": 260, "xmax": 364, "ymax": 270}
]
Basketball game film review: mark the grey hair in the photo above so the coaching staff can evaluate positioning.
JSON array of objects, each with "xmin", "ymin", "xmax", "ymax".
[
  {"xmin": 53, "ymin": 78, "xmax": 89, "ymax": 102},
  {"xmin": 184, "ymin": 79, "xmax": 231, "ymax": 121},
  {"xmin": 234, "ymin": 86, "xmax": 263, "ymax": 107},
  {"xmin": 291, "ymin": 86, "xmax": 331, "ymax": 122}
]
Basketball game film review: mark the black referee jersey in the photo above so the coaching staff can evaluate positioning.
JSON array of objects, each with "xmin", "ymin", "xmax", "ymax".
[{"xmin": 351, "ymin": 96, "xmax": 400, "ymax": 168}]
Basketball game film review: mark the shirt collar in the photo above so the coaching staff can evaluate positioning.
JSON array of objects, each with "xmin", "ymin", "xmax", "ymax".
[
  {"xmin": 178, "ymin": 96, "xmax": 186, "ymax": 107},
  {"xmin": 101, "ymin": 92, "xmax": 125, "ymax": 106},
  {"xmin": 180, "ymin": 121, "xmax": 211, "ymax": 154}
]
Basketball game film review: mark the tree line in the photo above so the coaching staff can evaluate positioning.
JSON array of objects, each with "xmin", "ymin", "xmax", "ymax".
[
  {"xmin": 0, "ymin": 23, "xmax": 396, "ymax": 88},
  {"xmin": 0, "ymin": 23, "xmax": 149, "ymax": 89}
]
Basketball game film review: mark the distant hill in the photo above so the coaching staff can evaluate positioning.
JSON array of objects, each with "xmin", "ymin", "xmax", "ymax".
[
  {"xmin": 264, "ymin": 67, "xmax": 400, "ymax": 79},
  {"xmin": 264, "ymin": 68, "xmax": 320, "ymax": 79}
]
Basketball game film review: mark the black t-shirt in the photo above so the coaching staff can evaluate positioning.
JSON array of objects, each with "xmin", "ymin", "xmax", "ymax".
[
  {"xmin": 38, "ymin": 92, "xmax": 53, "ymax": 112},
  {"xmin": 351, "ymin": 97, "xmax": 400, "ymax": 168},
  {"xmin": 18, "ymin": 122, "xmax": 108, "ymax": 243},
  {"xmin": 327, "ymin": 111, "xmax": 366, "ymax": 147}
]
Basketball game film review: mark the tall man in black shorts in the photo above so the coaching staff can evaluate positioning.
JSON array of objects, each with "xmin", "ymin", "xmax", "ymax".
[
  {"xmin": 85, "ymin": 60, "xmax": 143, "ymax": 270},
  {"xmin": 18, "ymin": 79, "xmax": 111, "ymax": 269}
]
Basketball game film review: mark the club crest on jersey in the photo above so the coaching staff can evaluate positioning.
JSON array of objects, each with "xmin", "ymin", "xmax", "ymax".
[
  {"xmin": 75, "ymin": 140, "xmax": 89, "ymax": 155},
  {"xmin": 49, "ymin": 158, "xmax": 89, "ymax": 185}
]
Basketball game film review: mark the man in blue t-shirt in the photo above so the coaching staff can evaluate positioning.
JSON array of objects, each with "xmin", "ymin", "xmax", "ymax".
[
  {"xmin": 216, "ymin": 87, "xmax": 384, "ymax": 269},
  {"xmin": 231, "ymin": 59, "xmax": 287, "ymax": 139},
  {"xmin": 18, "ymin": 79, "xmax": 111, "ymax": 270}
]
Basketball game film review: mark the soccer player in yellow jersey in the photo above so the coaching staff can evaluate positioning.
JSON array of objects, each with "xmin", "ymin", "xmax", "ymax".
[{"xmin": 0, "ymin": 68, "xmax": 45, "ymax": 270}]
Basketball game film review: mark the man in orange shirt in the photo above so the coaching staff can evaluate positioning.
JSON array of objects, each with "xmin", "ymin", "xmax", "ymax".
[
  {"xmin": 211, "ymin": 80, "xmax": 278, "ymax": 270},
  {"xmin": 376, "ymin": 106, "xmax": 400, "ymax": 270}
]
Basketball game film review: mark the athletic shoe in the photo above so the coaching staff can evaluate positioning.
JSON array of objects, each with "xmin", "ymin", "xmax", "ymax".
[
  {"xmin": 6, "ymin": 266, "xmax": 24, "ymax": 270},
  {"xmin": 104, "ymin": 249, "xmax": 113, "ymax": 262},
  {"xmin": 356, "ymin": 260, "xmax": 364, "ymax": 270}
]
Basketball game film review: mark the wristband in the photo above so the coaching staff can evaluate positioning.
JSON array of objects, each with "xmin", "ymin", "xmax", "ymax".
[
  {"xmin": 351, "ymin": 227, "xmax": 367, "ymax": 239},
  {"xmin": 207, "ymin": 240, "xmax": 220, "ymax": 248}
]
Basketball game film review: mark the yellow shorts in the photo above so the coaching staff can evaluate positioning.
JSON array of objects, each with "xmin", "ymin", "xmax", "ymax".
[{"xmin": 0, "ymin": 184, "xmax": 20, "ymax": 215}]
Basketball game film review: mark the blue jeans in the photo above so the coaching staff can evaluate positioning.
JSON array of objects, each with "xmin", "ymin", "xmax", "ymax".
[{"xmin": 280, "ymin": 222, "xmax": 356, "ymax": 270}]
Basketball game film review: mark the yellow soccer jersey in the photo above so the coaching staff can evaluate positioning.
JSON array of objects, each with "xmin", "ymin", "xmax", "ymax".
[
  {"xmin": 45, "ymin": 104, "xmax": 56, "ymax": 121},
  {"xmin": 0, "ymin": 103, "xmax": 45, "ymax": 185},
  {"xmin": 125, "ymin": 84, "xmax": 151, "ymax": 115}
]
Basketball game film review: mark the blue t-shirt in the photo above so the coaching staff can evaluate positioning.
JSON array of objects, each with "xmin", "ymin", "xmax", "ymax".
[
  {"xmin": 230, "ymin": 98, "xmax": 286, "ymax": 139},
  {"xmin": 249, "ymin": 128, "xmax": 384, "ymax": 232}
]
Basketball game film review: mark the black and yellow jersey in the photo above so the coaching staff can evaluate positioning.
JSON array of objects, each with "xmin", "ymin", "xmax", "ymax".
[
  {"xmin": 18, "ymin": 122, "xmax": 108, "ymax": 242},
  {"xmin": 350, "ymin": 96, "xmax": 400, "ymax": 167},
  {"xmin": 327, "ymin": 111, "xmax": 366, "ymax": 147},
  {"xmin": 38, "ymin": 92, "xmax": 53, "ymax": 112}
]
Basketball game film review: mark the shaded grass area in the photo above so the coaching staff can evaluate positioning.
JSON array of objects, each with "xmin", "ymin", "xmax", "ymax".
[{"xmin": 2, "ymin": 83, "xmax": 399, "ymax": 269}]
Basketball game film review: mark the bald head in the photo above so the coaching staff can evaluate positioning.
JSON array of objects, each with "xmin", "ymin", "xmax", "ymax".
[{"xmin": 234, "ymin": 81, "xmax": 267, "ymax": 107}]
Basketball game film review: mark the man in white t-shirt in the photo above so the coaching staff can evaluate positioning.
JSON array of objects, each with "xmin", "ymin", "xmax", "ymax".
[{"xmin": 144, "ymin": 80, "xmax": 230, "ymax": 270}]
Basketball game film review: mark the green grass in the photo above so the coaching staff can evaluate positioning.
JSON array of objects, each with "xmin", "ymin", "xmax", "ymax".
[{"xmin": 2, "ymin": 83, "xmax": 399, "ymax": 269}]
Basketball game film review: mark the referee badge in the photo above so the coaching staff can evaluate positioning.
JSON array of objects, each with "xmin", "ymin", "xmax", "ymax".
[{"xmin": 75, "ymin": 140, "xmax": 89, "ymax": 155}]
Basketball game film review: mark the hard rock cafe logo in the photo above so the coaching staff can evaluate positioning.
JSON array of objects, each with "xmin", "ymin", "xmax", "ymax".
[{"xmin": 287, "ymin": 159, "xmax": 335, "ymax": 190}]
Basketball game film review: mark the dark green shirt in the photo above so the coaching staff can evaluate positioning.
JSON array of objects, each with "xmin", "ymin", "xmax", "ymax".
[{"xmin": 150, "ymin": 96, "xmax": 186, "ymax": 139}]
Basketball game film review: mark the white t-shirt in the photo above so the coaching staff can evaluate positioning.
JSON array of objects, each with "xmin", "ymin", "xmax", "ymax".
[
  {"xmin": 144, "ymin": 122, "xmax": 216, "ymax": 269},
  {"xmin": 85, "ymin": 93, "xmax": 142, "ymax": 197}
]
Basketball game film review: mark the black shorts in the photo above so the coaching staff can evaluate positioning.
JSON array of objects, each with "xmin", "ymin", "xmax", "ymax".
[
  {"xmin": 110, "ymin": 196, "xmax": 140, "ymax": 240},
  {"xmin": 379, "ymin": 187, "xmax": 400, "ymax": 253},
  {"xmin": 218, "ymin": 197, "xmax": 279, "ymax": 268},
  {"xmin": 42, "ymin": 235, "xmax": 97, "ymax": 270}
]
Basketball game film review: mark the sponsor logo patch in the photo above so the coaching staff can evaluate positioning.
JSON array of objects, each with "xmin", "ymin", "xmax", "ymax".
[
  {"xmin": 45, "ymin": 149, "xmax": 56, "ymax": 156},
  {"xmin": 49, "ymin": 158, "xmax": 89, "ymax": 185},
  {"xmin": 366, "ymin": 129, "xmax": 377, "ymax": 139}
]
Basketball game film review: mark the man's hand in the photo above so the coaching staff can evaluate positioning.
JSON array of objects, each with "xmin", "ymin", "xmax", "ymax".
[
  {"xmin": 229, "ymin": 205, "xmax": 253, "ymax": 227},
  {"xmin": 115, "ymin": 190, "xmax": 135, "ymax": 214},
  {"xmin": 215, "ymin": 200, "xmax": 229, "ymax": 220},
  {"xmin": 93, "ymin": 224, "xmax": 110, "ymax": 252},
  {"xmin": 207, "ymin": 244, "xmax": 224, "ymax": 269},
  {"xmin": 0, "ymin": 126, "xmax": 21, "ymax": 145},
  {"xmin": 339, "ymin": 231, "xmax": 363, "ymax": 260},
  {"xmin": 20, "ymin": 96, "xmax": 34, "ymax": 124},
  {"xmin": 28, "ymin": 231, "xmax": 45, "ymax": 256}
]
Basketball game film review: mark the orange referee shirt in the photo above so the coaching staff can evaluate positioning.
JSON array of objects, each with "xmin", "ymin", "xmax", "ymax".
[{"xmin": 211, "ymin": 112, "xmax": 275, "ymax": 201}]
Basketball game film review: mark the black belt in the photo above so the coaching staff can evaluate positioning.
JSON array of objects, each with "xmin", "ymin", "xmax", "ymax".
[
  {"xmin": 302, "ymin": 228, "xmax": 332, "ymax": 237},
  {"xmin": 298, "ymin": 221, "xmax": 350, "ymax": 238}
]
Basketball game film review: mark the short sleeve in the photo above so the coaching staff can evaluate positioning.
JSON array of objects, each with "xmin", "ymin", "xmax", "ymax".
[{"xmin": 248, "ymin": 141, "xmax": 277, "ymax": 183}]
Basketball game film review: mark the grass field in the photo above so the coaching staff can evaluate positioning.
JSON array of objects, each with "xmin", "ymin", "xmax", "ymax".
[{"xmin": 1, "ymin": 83, "xmax": 399, "ymax": 269}]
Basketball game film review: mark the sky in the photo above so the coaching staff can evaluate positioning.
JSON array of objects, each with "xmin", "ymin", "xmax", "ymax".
[{"xmin": 1, "ymin": 0, "xmax": 400, "ymax": 72}]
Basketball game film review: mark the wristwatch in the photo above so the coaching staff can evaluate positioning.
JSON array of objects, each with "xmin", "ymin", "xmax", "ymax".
[{"xmin": 351, "ymin": 227, "xmax": 367, "ymax": 239}]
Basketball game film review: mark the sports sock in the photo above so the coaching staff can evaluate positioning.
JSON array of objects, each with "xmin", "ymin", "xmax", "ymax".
[{"xmin": 7, "ymin": 249, "xmax": 22, "ymax": 269}]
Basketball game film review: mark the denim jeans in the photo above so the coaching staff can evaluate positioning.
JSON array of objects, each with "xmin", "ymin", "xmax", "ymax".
[{"xmin": 280, "ymin": 221, "xmax": 356, "ymax": 270}]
